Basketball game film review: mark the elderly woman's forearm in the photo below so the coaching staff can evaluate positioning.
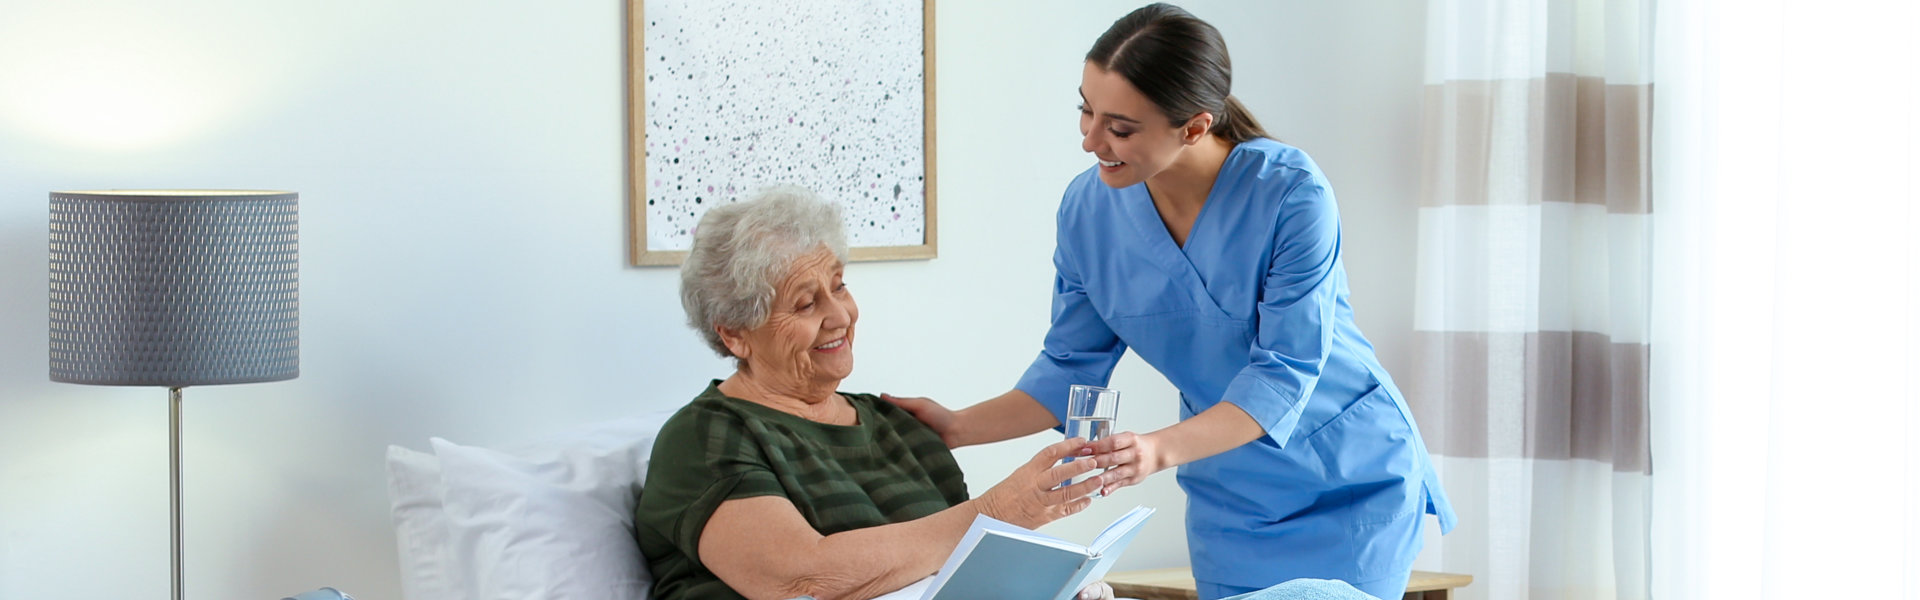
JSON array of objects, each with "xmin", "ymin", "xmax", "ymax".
[
  {"xmin": 700, "ymin": 496, "xmax": 987, "ymax": 600},
  {"xmin": 784, "ymin": 518, "xmax": 968, "ymax": 599},
  {"xmin": 953, "ymin": 390, "xmax": 1060, "ymax": 447}
]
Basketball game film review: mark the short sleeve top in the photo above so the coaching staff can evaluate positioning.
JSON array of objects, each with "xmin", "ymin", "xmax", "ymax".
[{"xmin": 635, "ymin": 381, "xmax": 968, "ymax": 600}]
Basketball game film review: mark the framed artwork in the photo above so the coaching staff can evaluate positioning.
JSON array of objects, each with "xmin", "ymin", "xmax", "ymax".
[{"xmin": 627, "ymin": 0, "xmax": 937, "ymax": 266}]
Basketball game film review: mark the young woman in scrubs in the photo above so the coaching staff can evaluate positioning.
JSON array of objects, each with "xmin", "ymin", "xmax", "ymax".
[{"xmin": 883, "ymin": 4, "xmax": 1456, "ymax": 599}]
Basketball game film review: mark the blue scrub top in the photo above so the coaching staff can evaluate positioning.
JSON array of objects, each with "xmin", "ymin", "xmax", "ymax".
[{"xmin": 1017, "ymin": 138, "xmax": 1457, "ymax": 588}]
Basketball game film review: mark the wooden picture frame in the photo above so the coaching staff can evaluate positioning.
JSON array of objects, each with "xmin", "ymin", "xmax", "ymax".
[{"xmin": 627, "ymin": 0, "xmax": 937, "ymax": 266}]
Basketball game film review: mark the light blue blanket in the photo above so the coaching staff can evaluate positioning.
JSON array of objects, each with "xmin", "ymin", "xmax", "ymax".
[{"xmin": 1219, "ymin": 578, "xmax": 1380, "ymax": 600}]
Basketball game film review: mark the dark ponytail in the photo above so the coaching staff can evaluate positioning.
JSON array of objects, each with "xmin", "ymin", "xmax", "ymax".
[
  {"xmin": 1086, "ymin": 3, "xmax": 1269, "ymax": 144},
  {"xmin": 1215, "ymin": 95, "xmax": 1266, "ymax": 146}
]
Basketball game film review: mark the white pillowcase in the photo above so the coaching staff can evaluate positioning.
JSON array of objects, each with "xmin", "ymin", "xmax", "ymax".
[
  {"xmin": 386, "ymin": 445, "xmax": 459, "ymax": 599},
  {"xmin": 385, "ymin": 411, "xmax": 676, "ymax": 600}
]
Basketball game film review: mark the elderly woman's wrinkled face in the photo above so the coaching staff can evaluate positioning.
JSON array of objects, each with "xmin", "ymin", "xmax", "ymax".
[{"xmin": 736, "ymin": 247, "xmax": 857, "ymax": 387}]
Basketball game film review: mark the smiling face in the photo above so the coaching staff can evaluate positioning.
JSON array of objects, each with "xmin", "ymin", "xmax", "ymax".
[
  {"xmin": 1078, "ymin": 62, "xmax": 1210, "ymax": 189},
  {"xmin": 723, "ymin": 246, "xmax": 857, "ymax": 394}
]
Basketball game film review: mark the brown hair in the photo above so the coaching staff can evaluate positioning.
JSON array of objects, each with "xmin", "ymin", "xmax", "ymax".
[{"xmin": 1085, "ymin": 3, "xmax": 1269, "ymax": 144}]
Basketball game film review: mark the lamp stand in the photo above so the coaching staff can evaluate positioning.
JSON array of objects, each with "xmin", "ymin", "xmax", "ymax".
[{"xmin": 170, "ymin": 386, "xmax": 184, "ymax": 600}]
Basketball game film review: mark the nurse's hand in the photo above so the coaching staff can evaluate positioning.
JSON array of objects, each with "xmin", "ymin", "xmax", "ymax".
[
  {"xmin": 1086, "ymin": 431, "xmax": 1167, "ymax": 497},
  {"xmin": 880, "ymin": 393, "xmax": 960, "ymax": 448}
]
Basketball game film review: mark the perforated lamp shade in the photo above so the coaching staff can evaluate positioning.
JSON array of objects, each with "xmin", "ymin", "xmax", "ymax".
[{"xmin": 49, "ymin": 190, "xmax": 299, "ymax": 386}]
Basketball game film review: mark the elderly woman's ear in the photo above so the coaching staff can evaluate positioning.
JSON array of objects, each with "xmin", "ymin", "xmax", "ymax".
[{"xmin": 716, "ymin": 325, "xmax": 750, "ymax": 360}]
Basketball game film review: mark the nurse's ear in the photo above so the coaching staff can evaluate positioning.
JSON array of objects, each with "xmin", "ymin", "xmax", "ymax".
[{"xmin": 1179, "ymin": 112, "xmax": 1215, "ymax": 145}]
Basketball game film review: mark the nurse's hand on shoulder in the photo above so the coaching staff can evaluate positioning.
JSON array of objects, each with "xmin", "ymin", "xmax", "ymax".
[
  {"xmin": 880, "ymin": 393, "xmax": 960, "ymax": 447},
  {"xmin": 1087, "ymin": 432, "xmax": 1167, "ymax": 497},
  {"xmin": 975, "ymin": 437, "xmax": 1106, "ymax": 530}
]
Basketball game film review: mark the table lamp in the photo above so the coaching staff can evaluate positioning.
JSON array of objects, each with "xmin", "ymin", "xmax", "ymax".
[{"xmin": 48, "ymin": 190, "xmax": 299, "ymax": 600}]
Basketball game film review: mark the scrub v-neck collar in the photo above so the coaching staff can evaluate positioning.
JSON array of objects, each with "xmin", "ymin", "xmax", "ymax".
[{"xmin": 1117, "ymin": 143, "xmax": 1249, "ymax": 320}]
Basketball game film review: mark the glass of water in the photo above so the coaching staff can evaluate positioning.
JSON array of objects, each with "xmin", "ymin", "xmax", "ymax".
[
  {"xmin": 1062, "ymin": 384, "xmax": 1120, "ymax": 493},
  {"xmin": 1066, "ymin": 384, "xmax": 1121, "ymax": 442}
]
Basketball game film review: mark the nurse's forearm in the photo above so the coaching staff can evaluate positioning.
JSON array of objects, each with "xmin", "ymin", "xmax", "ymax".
[
  {"xmin": 1146, "ymin": 402, "xmax": 1266, "ymax": 468},
  {"xmin": 952, "ymin": 390, "xmax": 1060, "ymax": 448}
]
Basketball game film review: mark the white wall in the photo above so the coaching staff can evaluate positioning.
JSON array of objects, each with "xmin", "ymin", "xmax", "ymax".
[{"xmin": 0, "ymin": 1, "xmax": 1426, "ymax": 598}]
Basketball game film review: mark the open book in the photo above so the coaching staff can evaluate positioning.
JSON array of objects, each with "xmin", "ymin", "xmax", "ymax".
[{"xmin": 918, "ymin": 506, "xmax": 1155, "ymax": 600}]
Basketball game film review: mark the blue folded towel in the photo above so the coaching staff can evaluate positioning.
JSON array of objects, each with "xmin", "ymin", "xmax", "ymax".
[{"xmin": 1219, "ymin": 578, "xmax": 1380, "ymax": 600}]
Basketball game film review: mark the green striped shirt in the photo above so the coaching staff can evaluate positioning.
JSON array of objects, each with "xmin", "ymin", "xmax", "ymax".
[{"xmin": 636, "ymin": 381, "xmax": 968, "ymax": 600}]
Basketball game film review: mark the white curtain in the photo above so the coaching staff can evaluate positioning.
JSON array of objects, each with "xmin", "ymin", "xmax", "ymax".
[
  {"xmin": 1649, "ymin": 0, "xmax": 1920, "ymax": 598},
  {"xmin": 1412, "ymin": 0, "xmax": 1653, "ymax": 598}
]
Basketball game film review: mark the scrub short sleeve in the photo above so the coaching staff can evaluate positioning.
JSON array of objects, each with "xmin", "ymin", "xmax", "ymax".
[{"xmin": 1225, "ymin": 177, "xmax": 1344, "ymax": 445}]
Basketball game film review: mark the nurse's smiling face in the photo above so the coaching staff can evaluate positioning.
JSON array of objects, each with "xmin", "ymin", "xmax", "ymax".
[{"xmin": 1078, "ymin": 61, "xmax": 1209, "ymax": 189}]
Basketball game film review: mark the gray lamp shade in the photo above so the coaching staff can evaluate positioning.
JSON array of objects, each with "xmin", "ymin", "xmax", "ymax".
[{"xmin": 49, "ymin": 190, "xmax": 299, "ymax": 386}]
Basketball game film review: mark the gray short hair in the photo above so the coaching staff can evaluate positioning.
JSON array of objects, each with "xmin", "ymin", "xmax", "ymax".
[{"xmin": 680, "ymin": 185, "xmax": 850, "ymax": 358}]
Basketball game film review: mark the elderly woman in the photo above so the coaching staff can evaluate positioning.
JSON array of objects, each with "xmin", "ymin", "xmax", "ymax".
[{"xmin": 636, "ymin": 186, "xmax": 1112, "ymax": 600}]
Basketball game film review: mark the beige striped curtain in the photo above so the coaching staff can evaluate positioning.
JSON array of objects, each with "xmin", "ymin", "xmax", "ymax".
[{"xmin": 1408, "ymin": 1, "xmax": 1652, "ymax": 598}]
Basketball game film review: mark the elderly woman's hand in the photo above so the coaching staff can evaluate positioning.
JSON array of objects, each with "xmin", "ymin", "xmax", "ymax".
[
  {"xmin": 1076, "ymin": 581, "xmax": 1116, "ymax": 600},
  {"xmin": 974, "ymin": 437, "xmax": 1106, "ymax": 530}
]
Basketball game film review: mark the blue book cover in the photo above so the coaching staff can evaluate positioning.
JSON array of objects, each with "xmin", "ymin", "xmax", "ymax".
[{"xmin": 920, "ymin": 506, "xmax": 1155, "ymax": 600}]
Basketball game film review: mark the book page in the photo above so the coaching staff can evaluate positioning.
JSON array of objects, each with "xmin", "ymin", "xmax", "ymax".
[
  {"xmin": 1055, "ymin": 506, "xmax": 1155, "ymax": 600},
  {"xmin": 921, "ymin": 514, "xmax": 1087, "ymax": 600},
  {"xmin": 921, "ymin": 508, "xmax": 1157, "ymax": 600},
  {"xmin": 1090, "ymin": 506, "xmax": 1156, "ymax": 555}
]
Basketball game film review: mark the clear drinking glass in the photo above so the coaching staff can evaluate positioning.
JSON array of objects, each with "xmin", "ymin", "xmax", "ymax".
[
  {"xmin": 1066, "ymin": 384, "xmax": 1121, "ymax": 442},
  {"xmin": 1062, "ymin": 384, "xmax": 1120, "ymax": 493}
]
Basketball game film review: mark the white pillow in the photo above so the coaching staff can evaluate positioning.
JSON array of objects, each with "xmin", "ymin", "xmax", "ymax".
[
  {"xmin": 385, "ymin": 411, "xmax": 675, "ymax": 600},
  {"xmin": 385, "ymin": 445, "xmax": 459, "ymax": 599}
]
